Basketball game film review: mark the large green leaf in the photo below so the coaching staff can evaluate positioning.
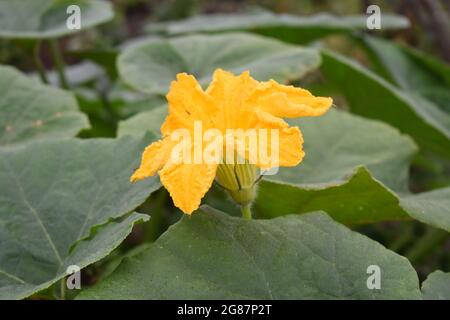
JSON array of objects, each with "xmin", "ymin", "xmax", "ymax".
[
  {"xmin": 421, "ymin": 271, "xmax": 450, "ymax": 300},
  {"xmin": 0, "ymin": 65, "xmax": 89, "ymax": 146},
  {"xmin": 321, "ymin": 50, "xmax": 450, "ymax": 158},
  {"xmin": 0, "ymin": 134, "xmax": 161, "ymax": 299},
  {"xmin": 118, "ymin": 33, "xmax": 321, "ymax": 95},
  {"xmin": 1, "ymin": 212, "xmax": 148, "ymax": 300},
  {"xmin": 0, "ymin": 0, "xmax": 114, "ymax": 39},
  {"xmin": 147, "ymin": 12, "xmax": 409, "ymax": 44},
  {"xmin": 78, "ymin": 207, "xmax": 421, "ymax": 299},
  {"xmin": 362, "ymin": 36, "xmax": 450, "ymax": 113}
]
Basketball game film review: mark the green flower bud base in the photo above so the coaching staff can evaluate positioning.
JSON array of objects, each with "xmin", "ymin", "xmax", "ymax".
[{"xmin": 215, "ymin": 162, "xmax": 259, "ymax": 219}]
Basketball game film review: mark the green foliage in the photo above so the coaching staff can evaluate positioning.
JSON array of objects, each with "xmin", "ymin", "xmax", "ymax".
[
  {"xmin": 0, "ymin": 0, "xmax": 114, "ymax": 39},
  {"xmin": 118, "ymin": 33, "xmax": 320, "ymax": 95},
  {"xmin": 0, "ymin": 2, "xmax": 449, "ymax": 300},
  {"xmin": 78, "ymin": 207, "xmax": 421, "ymax": 299},
  {"xmin": 421, "ymin": 271, "xmax": 450, "ymax": 300},
  {"xmin": 362, "ymin": 36, "xmax": 450, "ymax": 113},
  {"xmin": 0, "ymin": 135, "xmax": 159, "ymax": 299},
  {"xmin": 321, "ymin": 50, "xmax": 450, "ymax": 158},
  {"xmin": 0, "ymin": 66, "xmax": 88, "ymax": 146},
  {"xmin": 147, "ymin": 12, "xmax": 409, "ymax": 44},
  {"xmin": 256, "ymin": 175, "xmax": 450, "ymax": 233},
  {"xmin": 282, "ymin": 110, "xmax": 417, "ymax": 192}
]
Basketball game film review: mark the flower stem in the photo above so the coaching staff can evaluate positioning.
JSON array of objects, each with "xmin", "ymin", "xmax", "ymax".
[
  {"xmin": 241, "ymin": 205, "xmax": 252, "ymax": 220},
  {"xmin": 49, "ymin": 39, "xmax": 69, "ymax": 89}
]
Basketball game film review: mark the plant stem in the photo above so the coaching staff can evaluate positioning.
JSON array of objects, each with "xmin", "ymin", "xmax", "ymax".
[
  {"xmin": 241, "ymin": 205, "xmax": 252, "ymax": 220},
  {"xmin": 60, "ymin": 277, "xmax": 66, "ymax": 300},
  {"xmin": 33, "ymin": 41, "xmax": 49, "ymax": 84},
  {"xmin": 49, "ymin": 39, "xmax": 69, "ymax": 89}
]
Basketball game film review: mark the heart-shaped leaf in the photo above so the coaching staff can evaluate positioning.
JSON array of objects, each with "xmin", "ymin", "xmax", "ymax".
[
  {"xmin": 118, "ymin": 33, "xmax": 321, "ymax": 95},
  {"xmin": 0, "ymin": 65, "xmax": 89, "ymax": 146},
  {"xmin": 0, "ymin": 134, "xmax": 160, "ymax": 299},
  {"xmin": 0, "ymin": 0, "xmax": 114, "ymax": 39},
  {"xmin": 78, "ymin": 207, "xmax": 421, "ymax": 299}
]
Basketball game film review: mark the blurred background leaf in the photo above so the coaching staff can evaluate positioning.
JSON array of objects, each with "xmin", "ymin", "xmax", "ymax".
[
  {"xmin": 146, "ymin": 11, "xmax": 409, "ymax": 44},
  {"xmin": 0, "ymin": 0, "xmax": 114, "ymax": 39},
  {"xmin": 0, "ymin": 65, "xmax": 88, "ymax": 146},
  {"xmin": 118, "ymin": 32, "xmax": 321, "ymax": 95}
]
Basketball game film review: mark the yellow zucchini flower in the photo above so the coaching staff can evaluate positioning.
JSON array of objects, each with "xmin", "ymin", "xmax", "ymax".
[{"xmin": 131, "ymin": 69, "xmax": 332, "ymax": 216}]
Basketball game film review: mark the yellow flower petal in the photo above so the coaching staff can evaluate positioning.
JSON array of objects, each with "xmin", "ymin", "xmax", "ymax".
[
  {"xmin": 164, "ymin": 73, "xmax": 217, "ymax": 135},
  {"xmin": 246, "ymin": 109, "xmax": 304, "ymax": 168},
  {"xmin": 207, "ymin": 69, "xmax": 259, "ymax": 130},
  {"xmin": 250, "ymin": 108, "xmax": 290, "ymax": 129},
  {"xmin": 254, "ymin": 80, "xmax": 333, "ymax": 118},
  {"xmin": 131, "ymin": 137, "xmax": 175, "ymax": 182},
  {"xmin": 160, "ymin": 161, "xmax": 218, "ymax": 214},
  {"xmin": 276, "ymin": 126, "xmax": 304, "ymax": 167}
]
